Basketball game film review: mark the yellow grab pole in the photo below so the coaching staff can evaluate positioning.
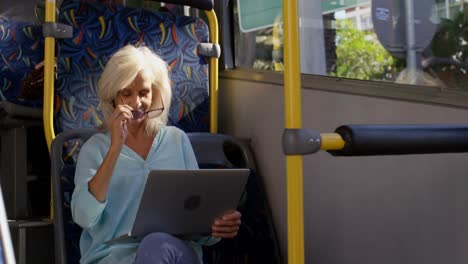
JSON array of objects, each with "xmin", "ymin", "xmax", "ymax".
[
  {"xmin": 320, "ymin": 133, "xmax": 346, "ymax": 150},
  {"xmin": 44, "ymin": 0, "xmax": 56, "ymax": 151},
  {"xmin": 44, "ymin": 0, "xmax": 56, "ymax": 220},
  {"xmin": 283, "ymin": 0, "xmax": 304, "ymax": 263},
  {"xmin": 205, "ymin": 10, "xmax": 219, "ymax": 134}
]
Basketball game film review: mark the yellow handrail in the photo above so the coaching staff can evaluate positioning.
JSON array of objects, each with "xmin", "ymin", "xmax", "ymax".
[
  {"xmin": 283, "ymin": 0, "xmax": 304, "ymax": 263},
  {"xmin": 44, "ymin": 0, "xmax": 57, "ymax": 220},
  {"xmin": 320, "ymin": 133, "xmax": 346, "ymax": 150},
  {"xmin": 44, "ymin": 0, "xmax": 56, "ymax": 152},
  {"xmin": 205, "ymin": 9, "xmax": 219, "ymax": 134}
]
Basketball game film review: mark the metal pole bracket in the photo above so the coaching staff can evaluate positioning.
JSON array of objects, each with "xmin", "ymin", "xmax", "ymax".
[
  {"xmin": 282, "ymin": 128, "xmax": 321, "ymax": 155},
  {"xmin": 42, "ymin": 22, "xmax": 73, "ymax": 39}
]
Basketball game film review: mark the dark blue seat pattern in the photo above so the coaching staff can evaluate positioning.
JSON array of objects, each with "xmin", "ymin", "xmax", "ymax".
[
  {"xmin": 0, "ymin": 17, "xmax": 44, "ymax": 107},
  {"xmin": 56, "ymin": 0, "xmax": 210, "ymax": 136}
]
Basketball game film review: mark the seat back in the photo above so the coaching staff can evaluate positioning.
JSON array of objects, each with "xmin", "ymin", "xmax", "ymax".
[
  {"xmin": 56, "ymin": 0, "xmax": 211, "ymax": 135},
  {"xmin": 0, "ymin": 17, "xmax": 44, "ymax": 107},
  {"xmin": 188, "ymin": 133, "xmax": 257, "ymax": 170}
]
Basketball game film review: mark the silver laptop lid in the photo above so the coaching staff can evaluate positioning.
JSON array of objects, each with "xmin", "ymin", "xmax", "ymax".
[{"xmin": 131, "ymin": 169, "xmax": 249, "ymax": 238}]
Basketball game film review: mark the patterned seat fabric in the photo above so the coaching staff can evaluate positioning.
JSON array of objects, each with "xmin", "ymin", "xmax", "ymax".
[
  {"xmin": 56, "ymin": 0, "xmax": 210, "ymax": 135},
  {"xmin": 0, "ymin": 17, "xmax": 44, "ymax": 107}
]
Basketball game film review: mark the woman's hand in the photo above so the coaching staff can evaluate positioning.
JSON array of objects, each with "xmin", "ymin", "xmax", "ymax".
[
  {"xmin": 107, "ymin": 104, "xmax": 133, "ymax": 149},
  {"xmin": 211, "ymin": 210, "xmax": 241, "ymax": 239},
  {"xmin": 88, "ymin": 104, "xmax": 133, "ymax": 202}
]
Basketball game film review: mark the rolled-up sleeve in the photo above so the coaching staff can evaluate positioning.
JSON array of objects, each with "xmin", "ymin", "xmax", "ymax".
[
  {"xmin": 181, "ymin": 132, "xmax": 199, "ymax": 170},
  {"xmin": 71, "ymin": 137, "xmax": 107, "ymax": 229}
]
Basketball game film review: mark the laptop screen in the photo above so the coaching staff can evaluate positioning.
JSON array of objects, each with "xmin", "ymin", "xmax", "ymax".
[{"xmin": 0, "ymin": 185, "xmax": 16, "ymax": 264}]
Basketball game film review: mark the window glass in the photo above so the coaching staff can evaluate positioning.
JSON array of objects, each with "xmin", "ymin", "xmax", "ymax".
[
  {"xmin": 0, "ymin": 0, "xmax": 38, "ymax": 22},
  {"xmin": 234, "ymin": 0, "xmax": 468, "ymax": 90}
]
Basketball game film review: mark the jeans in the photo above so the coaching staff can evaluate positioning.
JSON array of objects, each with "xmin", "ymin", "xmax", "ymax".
[{"xmin": 134, "ymin": 233, "xmax": 198, "ymax": 264}]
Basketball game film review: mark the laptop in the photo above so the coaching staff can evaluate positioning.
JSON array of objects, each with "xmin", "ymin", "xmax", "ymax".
[{"xmin": 105, "ymin": 168, "xmax": 249, "ymax": 244}]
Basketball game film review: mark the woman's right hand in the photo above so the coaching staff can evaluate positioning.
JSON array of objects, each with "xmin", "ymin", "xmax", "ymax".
[{"xmin": 107, "ymin": 104, "xmax": 133, "ymax": 149}]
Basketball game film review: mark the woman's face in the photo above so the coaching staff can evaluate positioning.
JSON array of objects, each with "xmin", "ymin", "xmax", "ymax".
[{"xmin": 116, "ymin": 70, "xmax": 154, "ymax": 120}]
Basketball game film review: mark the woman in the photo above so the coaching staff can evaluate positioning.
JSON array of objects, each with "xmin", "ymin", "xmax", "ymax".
[{"xmin": 71, "ymin": 45, "xmax": 241, "ymax": 264}]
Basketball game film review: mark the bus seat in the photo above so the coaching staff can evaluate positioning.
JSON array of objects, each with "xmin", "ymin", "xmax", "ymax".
[
  {"xmin": 52, "ymin": 1, "xmax": 213, "ymax": 262},
  {"xmin": 56, "ymin": 0, "xmax": 211, "ymax": 136},
  {"xmin": 52, "ymin": 1, "xmax": 281, "ymax": 263},
  {"xmin": 0, "ymin": 17, "xmax": 44, "ymax": 107},
  {"xmin": 52, "ymin": 129, "xmax": 281, "ymax": 264}
]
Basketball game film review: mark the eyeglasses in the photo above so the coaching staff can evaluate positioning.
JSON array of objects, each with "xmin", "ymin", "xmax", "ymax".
[{"xmin": 119, "ymin": 94, "xmax": 165, "ymax": 120}]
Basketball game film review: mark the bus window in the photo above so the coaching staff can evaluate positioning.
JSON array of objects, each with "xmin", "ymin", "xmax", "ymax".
[{"xmin": 233, "ymin": 0, "xmax": 468, "ymax": 91}]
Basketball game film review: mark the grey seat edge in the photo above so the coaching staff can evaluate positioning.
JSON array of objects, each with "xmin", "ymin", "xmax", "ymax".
[{"xmin": 51, "ymin": 128, "xmax": 97, "ymax": 264}]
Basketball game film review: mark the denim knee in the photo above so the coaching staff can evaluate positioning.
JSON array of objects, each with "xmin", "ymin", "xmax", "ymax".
[
  {"xmin": 135, "ymin": 232, "xmax": 198, "ymax": 264},
  {"xmin": 142, "ymin": 232, "xmax": 178, "ymax": 245}
]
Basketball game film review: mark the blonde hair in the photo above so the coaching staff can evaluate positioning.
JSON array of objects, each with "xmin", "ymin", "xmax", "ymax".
[{"xmin": 98, "ymin": 45, "xmax": 172, "ymax": 136}]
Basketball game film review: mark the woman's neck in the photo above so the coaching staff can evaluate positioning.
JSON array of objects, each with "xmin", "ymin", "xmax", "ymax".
[
  {"xmin": 124, "ymin": 122, "xmax": 155, "ymax": 160},
  {"xmin": 126, "ymin": 120, "xmax": 148, "ymax": 138}
]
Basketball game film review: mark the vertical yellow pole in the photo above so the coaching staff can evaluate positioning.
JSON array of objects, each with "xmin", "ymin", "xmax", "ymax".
[
  {"xmin": 283, "ymin": 0, "xmax": 304, "ymax": 263},
  {"xmin": 205, "ymin": 10, "xmax": 219, "ymax": 134},
  {"xmin": 44, "ymin": 1, "xmax": 56, "ymax": 150},
  {"xmin": 44, "ymin": 0, "xmax": 56, "ymax": 219}
]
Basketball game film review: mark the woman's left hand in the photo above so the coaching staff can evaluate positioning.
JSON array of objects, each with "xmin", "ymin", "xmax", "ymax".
[{"xmin": 211, "ymin": 210, "xmax": 242, "ymax": 239}]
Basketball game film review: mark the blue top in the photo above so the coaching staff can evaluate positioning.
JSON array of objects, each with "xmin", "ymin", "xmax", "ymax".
[{"xmin": 71, "ymin": 126, "xmax": 219, "ymax": 264}]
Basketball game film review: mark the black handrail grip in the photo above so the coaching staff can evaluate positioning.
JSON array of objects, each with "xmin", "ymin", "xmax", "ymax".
[
  {"xmin": 151, "ymin": 0, "xmax": 213, "ymax": 11},
  {"xmin": 328, "ymin": 125, "xmax": 468, "ymax": 156}
]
